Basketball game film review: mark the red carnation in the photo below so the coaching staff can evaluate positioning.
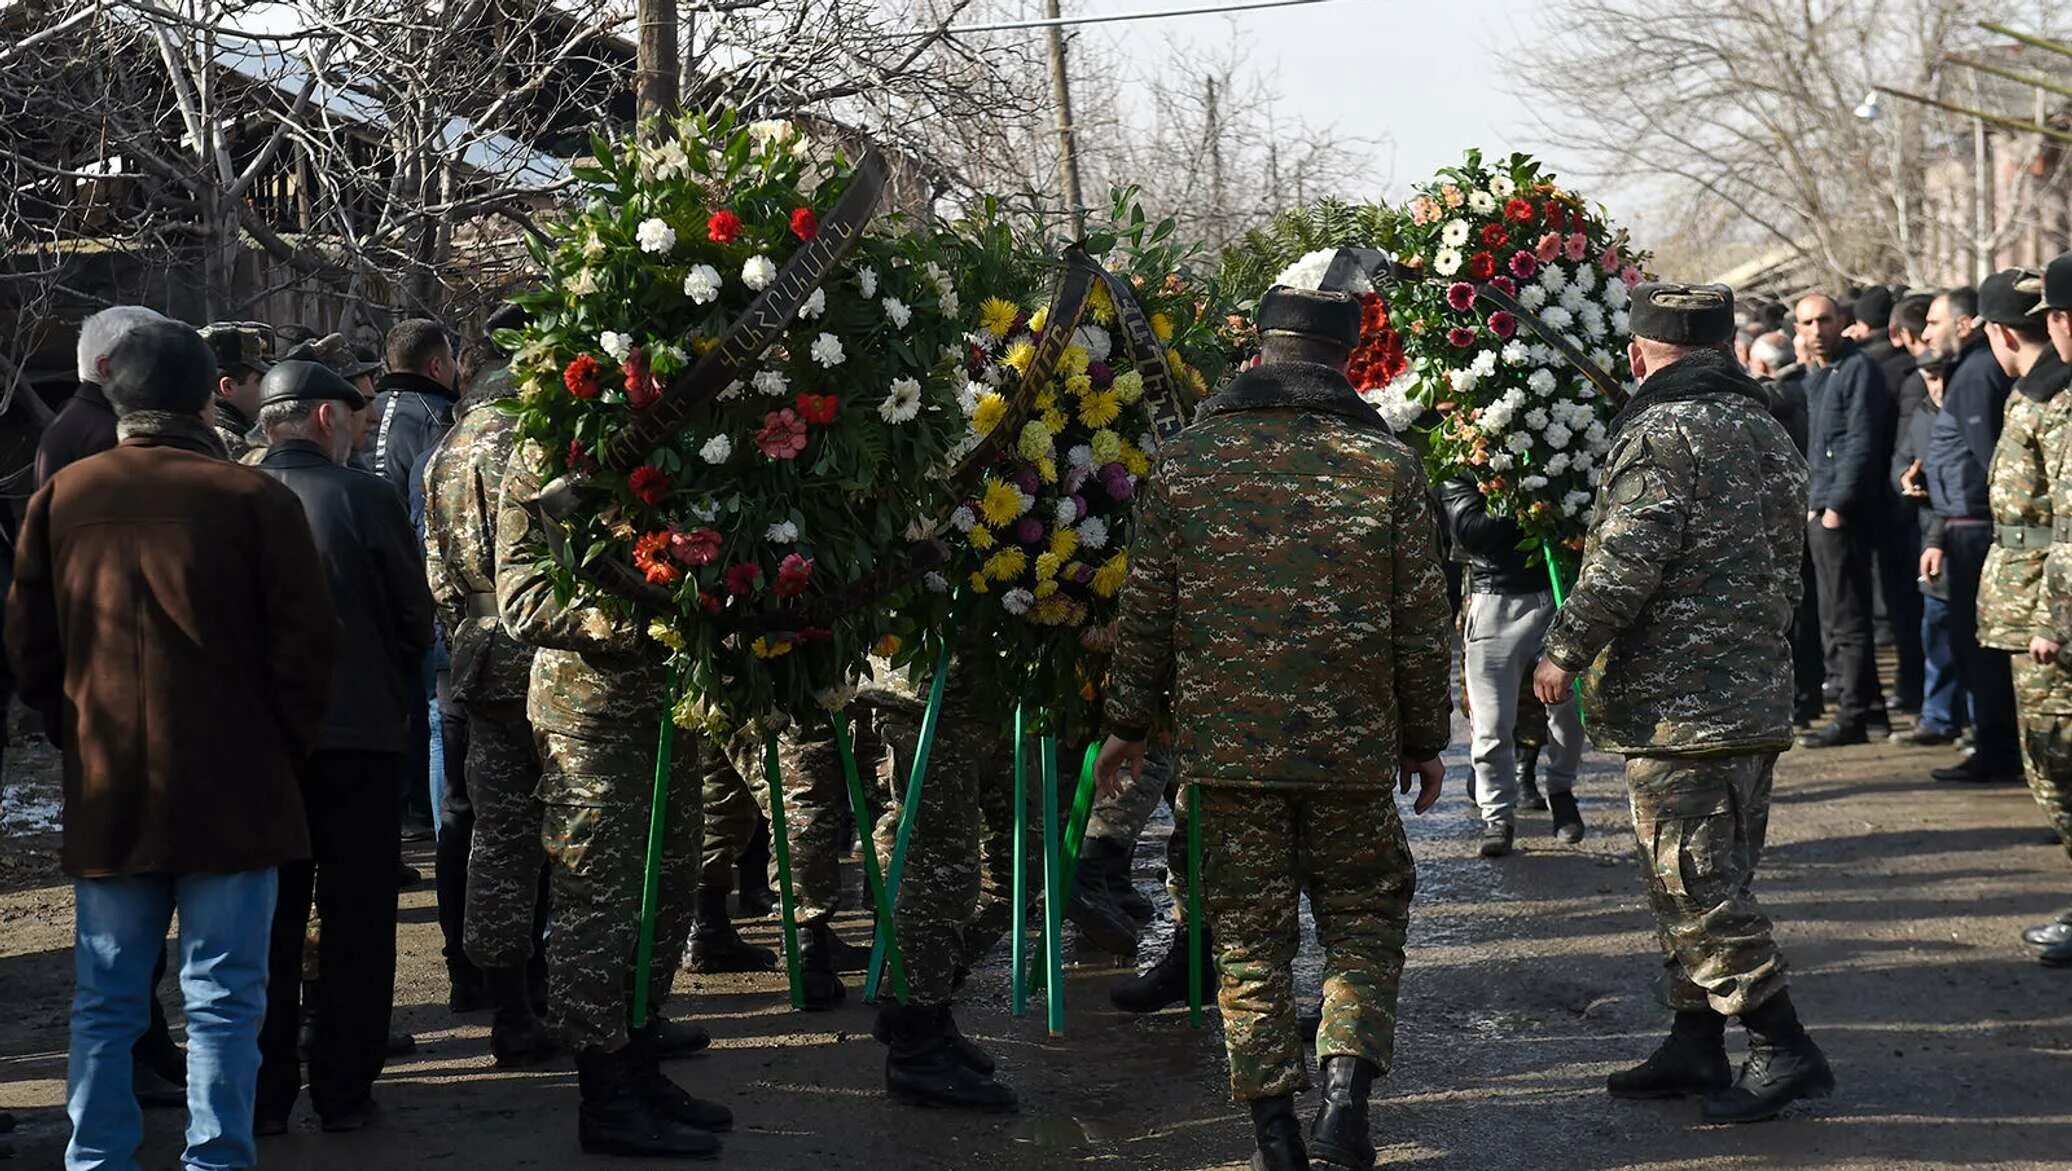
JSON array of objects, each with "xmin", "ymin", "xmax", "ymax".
[
  {"xmin": 1504, "ymin": 198, "xmax": 1535, "ymax": 223},
  {"xmin": 1447, "ymin": 325, "xmax": 1477, "ymax": 348},
  {"xmin": 627, "ymin": 465, "xmax": 671, "ymax": 506},
  {"xmin": 774, "ymin": 553, "xmax": 814, "ymax": 599},
  {"xmin": 1488, "ymin": 311, "xmax": 1518, "ymax": 339},
  {"xmin": 670, "ymin": 527, "xmax": 723, "ymax": 567},
  {"xmin": 795, "ymin": 393, "xmax": 839, "ymax": 426},
  {"xmin": 724, "ymin": 562, "xmax": 763, "ymax": 596},
  {"xmin": 563, "ymin": 354, "xmax": 601, "ymax": 399},
  {"xmin": 707, "ymin": 209, "xmax": 742, "ymax": 243},
  {"xmin": 1467, "ymin": 251, "xmax": 1497, "ymax": 281},
  {"xmin": 623, "ymin": 346, "xmax": 661, "ymax": 411},
  {"xmin": 1509, "ymin": 250, "xmax": 1538, "ymax": 279},
  {"xmin": 1479, "ymin": 223, "xmax": 1510, "ymax": 249},
  {"xmin": 790, "ymin": 207, "xmax": 819, "ymax": 241}
]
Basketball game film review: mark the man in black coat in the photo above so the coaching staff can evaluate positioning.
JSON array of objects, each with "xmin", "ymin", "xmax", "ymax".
[
  {"xmin": 37, "ymin": 306, "xmax": 168, "ymax": 488},
  {"xmin": 251, "ymin": 360, "xmax": 435, "ymax": 1132},
  {"xmin": 367, "ymin": 318, "xmax": 460, "ymax": 500},
  {"xmin": 1797, "ymin": 293, "xmax": 1895, "ymax": 747},
  {"xmin": 1893, "ymin": 351, "xmax": 1963, "ymax": 747}
]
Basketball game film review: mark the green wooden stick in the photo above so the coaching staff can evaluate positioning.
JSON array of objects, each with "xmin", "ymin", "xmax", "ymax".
[
  {"xmin": 1010, "ymin": 704, "xmax": 1029, "ymax": 1018},
  {"xmin": 1542, "ymin": 543, "xmax": 1588, "ymax": 718},
  {"xmin": 763, "ymin": 731, "xmax": 805, "ymax": 1011},
  {"xmin": 1057, "ymin": 742, "xmax": 1100, "ymax": 903},
  {"xmin": 832, "ymin": 710, "xmax": 908, "ymax": 1004},
  {"xmin": 629, "ymin": 671, "xmax": 677, "ymax": 1030},
  {"xmin": 864, "ymin": 635, "xmax": 954, "ymax": 1004},
  {"xmin": 1040, "ymin": 733, "xmax": 1065, "ymax": 1036},
  {"xmin": 1186, "ymin": 784, "xmax": 1204, "ymax": 1027}
]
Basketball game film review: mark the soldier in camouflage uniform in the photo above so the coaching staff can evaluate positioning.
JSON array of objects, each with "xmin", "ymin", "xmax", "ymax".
[
  {"xmin": 423, "ymin": 346, "xmax": 559, "ymax": 1067},
  {"xmin": 198, "ymin": 323, "xmax": 269, "ymax": 458},
  {"xmin": 1534, "ymin": 283, "xmax": 1833, "ymax": 1125},
  {"xmin": 1098, "ymin": 287, "xmax": 1451, "ymax": 1171},
  {"xmin": 496, "ymin": 441, "xmax": 729, "ymax": 1159}
]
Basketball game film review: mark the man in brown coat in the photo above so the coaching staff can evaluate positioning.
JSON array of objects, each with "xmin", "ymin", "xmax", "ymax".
[{"xmin": 8, "ymin": 319, "xmax": 336, "ymax": 1171}]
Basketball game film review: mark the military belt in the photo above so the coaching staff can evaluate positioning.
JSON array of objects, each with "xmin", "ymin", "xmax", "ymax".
[
  {"xmin": 464, "ymin": 592, "xmax": 501, "ymax": 622},
  {"xmin": 1997, "ymin": 523, "xmax": 2056, "ymax": 550}
]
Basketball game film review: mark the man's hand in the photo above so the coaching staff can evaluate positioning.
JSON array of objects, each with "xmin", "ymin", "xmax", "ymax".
[
  {"xmin": 1820, "ymin": 508, "xmax": 1845, "ymax": 530},
  {"xmin": 1920, "ymin": 546, "xmax": 1944, "ymax": 581},
  {"xmin": 1094, "ymin": 735, "xmax": 1147, "ymax": 799},
  {"xmin": 2031, "ymin": 636, "xmax": 2062, "ymax": 666},
  {"xmin": 1899, "ymin": 461, "xmax": 1926, "ymax": 499},
  {"xmin": 1399, "ymin": 755, "xmax": 1444, "ymax": 815},
  {"xmin": 1533, "ymin": 656, "xmax": 1577, "ymax": 705}
]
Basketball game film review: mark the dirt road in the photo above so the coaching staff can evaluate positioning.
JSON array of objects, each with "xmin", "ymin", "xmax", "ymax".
[{"xmin": 5, "ymin": 722, "xmax": 2071, "ymax": 1169}]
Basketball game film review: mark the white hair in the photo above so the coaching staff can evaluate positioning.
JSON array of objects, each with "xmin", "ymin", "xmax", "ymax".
[
  {"xmin": 1750, "ymin": 332, "xmax": 1793, "ymax": 373},
  {"xmin": 76, "ymin": 306, "xmax": 170, "ymax": 383}
]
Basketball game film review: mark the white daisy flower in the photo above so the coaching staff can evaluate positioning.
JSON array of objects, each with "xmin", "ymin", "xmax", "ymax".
[
  {"xmin": 699, "ymin": 434, "xmax": 733, "ymax": 464},
  {"xmin": 1442, "ymin": 220, "xmax": 1471, "ymax": 247},
  {"xmin": 636, "ymin": 218, "xmax": 676, "ymax": 254},
  {"xmin": 1490, "ymin": 173, "xmax": 1517, "ymax": 197},
  {"xmin": 879, "ymin": 378, "xmax": 922, "ymax": 424},
  {"xmin": 1468, "ymin": 190, "xmax": 1497, "ymax": 214},
  {"xmin": 958, "ymin": 381, "xmax": 985, "ymax": 415},
  {"xmin": 741, "ymin": 255, "xmax": 777, "ymax": 291},
  {"xmin": 753, "ymin": 369, "xmax": 789, "ymax": 397},
  {"xmin": 1434, "ymin": 248, "xmax": 1464, "ymax": 277},
  {"xmin": 765, "ymin": 520, "xmax": 799, "ymax": 543},
  {"xmin": 599, "ymin": 331, "xmax": 632, "ymax": 362},
  {"xmin": 810, "ymin": 333, "xmax": 845, "ymax": 368},
  {"xmin": 683, "ymin": 264, "xmax": 722, "ymax": 305}
]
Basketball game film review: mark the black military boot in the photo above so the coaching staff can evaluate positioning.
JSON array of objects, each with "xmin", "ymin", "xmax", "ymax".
[
  {"xmin": 1548, "ymin": 791, "xmax": 1586, "ymax": 845},
  {"xmin": 1607, "ymin": 1009, "xmax": 1731, "ymax": 1099},
  {"xmin": 484, "ymin": 966, "xmax": 558, "ymax": 1069},
  {"xmin": 1308, "ymin": 1056, "xmax": 1377, "ymax": 1170},
  {"xmin": 1702, "ymin": 992, "xmax": 1834, "ymax": 1124},
  {"xmin": 1064, "ymin": 882, "xmax": 1140, "ymax": 955},
  {"xmin": 1516, "ymin": 745, "xmax": 1548, "ymax": 811},
  {"xmin": 871, "ymin": 1001, "xmax": 997, "ymax": 1074},
  {"xmin": 1110, "ymin": 924, "xmax": 1212, "ymax": 1014},
  {"xmin": 881, "ymin": 1003, "xmax": 1018, "ymax": 1112},
  {"xmin": 815, "ymin": 922, "xmax": 873, "ymax": 975},
  {"xmin": 575, "ymin": 1045, "xmax": 721, "ymax": 1158},
  {"xmin": 641, "ymin": 1015, "xmax": 711, "ymax": 1059},
  {"xmin": 1076, "ymin": 835, "xmax": 1154, "ymax": 924},
  {"xmin": 736, "ymin": 818, "xmax": 775, "ymax": 918},
  {"xmin": 1249, "ymin": 1094, "xmax": 1311, "ymax": 1171},
  {"xmin": 688, "ymin": 886, "xmax": 778, "ymax": 974},
  {"xmin": 799, "ymin": 923, "xmax": 849, "ymax": 1010},
  {"xmin": 627, "ymin": 1025, "xmax": 733, "ymax": 1133}
]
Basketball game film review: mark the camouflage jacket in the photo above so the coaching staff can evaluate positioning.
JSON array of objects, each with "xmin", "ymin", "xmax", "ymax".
[
  {"xmin": 426, "ymin": 389, "xmax": 535, "ymax": 709},
  {"xmin": 1979, "ymin": 351, "xmax": 2072, "ymax": 651},
  {"xmin": 495, "ymin": 439, "xmax": 671, "ymax": 748},
  {"xmin": 212, "ymin": 401, "xmax": 257, "ymax": 462},
  {"xmin": 1104, "ymin": 360, "xmax": 1452, "ymax": 789},
  {"xmin": 1543, "ymin": 350, "xmax": 1805, "ymax": 757}
]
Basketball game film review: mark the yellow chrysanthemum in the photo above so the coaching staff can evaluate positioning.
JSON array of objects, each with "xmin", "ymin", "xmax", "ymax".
[
  {"xmin": 984, "ymin": 547, "xmax": 1028, "ymax": 582},
  {"xmin": 968, "ymin": 572, "xmax": 990, "ymax": 594},
  {"xmin": 1112, "ymin": 370, "xmax": 1145, "ymax": 405},
  {"xmin": 647, "ymin": 618, "xmax": 686, "ymax": 652},
  {"xmin": 1035, "ymin": 551, "xmax": 1062, "ymax": 581},
  {"xmin": 1091, "ymin": 551, "xmax": 1130, "ymax": 598},
  {"xmin": 1065, "ymin": 374, "xmax": 1093, "ymax": 398},
  {"xmin": 1120, "ymin": 442, "xmax": 1150, "ymax": 476},
  {"xmin": 1029, "ymin": 304, "xmax": 1051, "ymax": 333},
  {"xmin": 1034, "ymin": 389, "xmax": 1056, "ymax": 412},
  {"xmin": 1037, "ymin": 457, "xmax": 1058, "ymax": 484},
  {"xmin": 1049, "ymin": 526, "xmax": 1080, "ymax": 559},
  {"xmin": 1150, "ymin": 312, "xmax": 1175, "ymax": 342},
  {"xmin": 979, "ymin": 479, "xmax": 1022, "ymax": 527},
  {"xmin": 1042, "ymin": 407, "xmax": 1067, "ymax": 434},
  {"xmin": 1165, "ymin": 348, "xmax": 1186, "ymax": 374},
  {"xmin": 1079, "ymin": 390, "xmax": 1122, "ymax": 429},
  {"xmin": 971, "ymin": 391, "xmax": 1007, "ymax": 436},
  {"xmin": 1017, "ymin": 420, "xmax": 1053, "ymax": 462},
  {"xmin": 1185, "ymin": 364, "xmax": 1207, "ymax": 394},
  {"xmin": 979, "ymin": 297, "xmax": 1021, "ymax": 339},
  {"xmin": 1032, "ymin": 595, "xmax": 1076, "ymax": 625},
  {"xmin": 1003, "ymin": 339, "xmax": 1036, "ymax": 374},
  {"xmin": 751, "ymin": 636, "xmax": 794, "ymax": 659},
  {"xmin": 1090, "ymin": 428, "xmax": 1123, "ymax": 465},
  {"xmin": 1035, "ymin": 579, "xmax": 1060, "ymax": 599},
  {"xmin": 1058, "ymin": 346, "xmax": 1090, "ymax": 377},
  {"xmin": 1088, "ymin": 282, "xmax": 1117, "ymax": 324},
  {"xmin": 968, "ymin": 523, "xmax": 996, "ymax": 550}
]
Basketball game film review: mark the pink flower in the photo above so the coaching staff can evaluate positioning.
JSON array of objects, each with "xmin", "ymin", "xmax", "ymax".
[
  {"xmin": 1447, "ymin": 326, "xmax": 1477, "ymax": 348},
  {"xmin": 670, "ymin": 527, "xmax": 723, "ymax": 567},
  {"xmin": 1487, "ymin": 311, "xmax": 1517, "ymax": 339},
  {"xmin": 1621, "ymin": 265, "xmax": 1643, "ymax": 288},
  {"xmin": 1564, "ymin": 233, "xmax": 1589, "ymax": 263},
  {"xmin": 1490, "ymin": 275, "xmax": 1517, "ymax": 295},
  {"xmin": 755, "ymin": 409, "xmax": 808, "ymax": 460},
  {"xmin": 1536, "ymin": 232, "xmax": 1563, "ymax": 262},
  {"xmin": 1445, "ymin": 282, "xmax": 1477, "ymax": 312},
  {"xmin": 774, "ymin": 553, "xmax": 814, "ymax": 599},
  {"xmin": 1411, "ymin": 196, "xmax": 1440, "ymax": 225},
  {"xmin": 1600, "ymin": 248, "xmax": 1622, "ymax": 274},
  {"xmin": 1509, "ymin": 250, "xmax": 1538, "ymax": 279}
]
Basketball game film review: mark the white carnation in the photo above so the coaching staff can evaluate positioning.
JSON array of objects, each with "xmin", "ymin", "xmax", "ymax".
[
  {"xmin": 799, "ymin": 287, "xmax": 826, "ymax": 319},
  {"xmin": 635, "ymin": 218, "xmax": 676, "ymax": 254},
  {"xmin": 1522, "ymin": 474, "xmax": 1549, "ymax": 491},
  {"xmin": 924, "ymin": 571, "xmax": 950, "ymax": 594},
  {"xmin": 741, "ymin": 255, "xmax": 777, "ymax": 291},
  {"xmin": 1546, "ymin": 453, "xmax": 1572, "ymax": 474},
  {"xmin": 883, "ymin": 297, "xmax": 912, "ymax": 328},
  {"xmin": 765, "ymin": 520, "xmax": 799, "ymax": 543},
  {"xmin": 753, "ymin": 369, "xmax": 789, "ymax": 397},
  {"xmin": 1375, "ymin": 373, "xmax": 1423, "ymax": 432},
  {"xmin": 1270, "ymin": 247, "xmax": 1374, "ymax": 295},
  {"xmin": 683, "ymin": 264, "xmax": 722, "ymax": 305},
  {"xmin": 810, "ymin": 333, "xmax": 845, "ymax": 368},
  {"xmin": 1525, "ymin": 407, "xmax": 1549, "ymax": 431},
  {"xmin": 857, "ymin": 266, "xmax": 878, "ymax": 297},
  {"xmin": 1071, "ymin": 324, "xmax": 1113, "ymax": 362},
  {"xmin": 699, "ymin": 434, "xmax": 733, "ymax": 464},
  {"xmin": 1545, "ymin": 422, "xmax": 1573, "ymax": 449},
  {"xmin": 1517, "ymin": 284, "xmax": 1547, "ymax": 311},
  {"xmin": 1501, "ymin": 340, "xmax": 1530, "ymax": 365},
  {"xmin": 1505, "ymin": 431, "xmax": 1531, "ymax": 455},
  {"xmin": 1471, "ymin": 350, "xmax": 1499, "ymax": 376},
  {"xmin": 1488, "ymin": 452, "xmax": 1515, "ymax": 472},
  {"xmin": 1528, "ymin": 369, "xmax": 1557, "ymax": 395},
  {"xmin": 599, "ymin": 331, "xmax": 632, "ymax": 361}
]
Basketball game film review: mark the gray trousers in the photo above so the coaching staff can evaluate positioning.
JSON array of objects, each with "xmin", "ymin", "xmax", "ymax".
[{"xmin": 1465, "ymin": 590, "xmax": 1584, "ymax": 826}]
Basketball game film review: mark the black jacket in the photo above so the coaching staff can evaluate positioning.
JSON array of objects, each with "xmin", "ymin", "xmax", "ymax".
[
  {"xmin": 1926, "ymin": 334, "xmax": 2011, "ymax": 523},
  {"xmin": 368, "ymin": 372, "xmax": 460, "ymax": 502},
  {"xmin": 1764, "ymin": 369, "xmax": 1810, "ymax": 455},
  {"xmin": 256, "ymin": 440, "xmax": 434, "ymax": 755},
  {"xmin": 1436, "ymin": 474, "xmax": 1542, "ymax": 594},
  {"xmin": 1864, "ymin": 336, "xmax": 1917, "ymax": 408},
  {"xmin": 34, "ymin": 382, "xmax": 118, "ymax": 489},
  {"xmin": 1805, "ymin": 341, "xmax": 1894, "ymax": 515}
]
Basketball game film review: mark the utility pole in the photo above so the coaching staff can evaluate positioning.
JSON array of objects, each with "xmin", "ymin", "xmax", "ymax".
[
  {"xmin": 637, "ymin": 0, "xmax": 678, "ymax": 131},
  {"xmin": 1044, "ymin": 0, "xmax": 1087, "ymax": 237},
  {"xmin": 1205, "ymin": 74, "xmax": 1225, "ymax": 243}
]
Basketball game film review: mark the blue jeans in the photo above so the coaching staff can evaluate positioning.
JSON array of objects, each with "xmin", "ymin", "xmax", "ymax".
[
  {"xmin": 1919, "ymin": 593, "xmax": 1966, "ymax": 736},
  {"xmin": 69, "ymin": 871, "xmax": 278, "ymax": 1171}
]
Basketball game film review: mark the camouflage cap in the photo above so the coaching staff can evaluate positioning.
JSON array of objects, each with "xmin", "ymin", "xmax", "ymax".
[
  {"xmin": 2030, "ymin": 252, "xmax": 2070, "ymax": 315},
  {"xmin": 198, "ymin": 322, "xmax": 272, "ymax": 375},
  {"xmin": 280, "ymin": 331, "xmax": 383, "ymax": 380}
]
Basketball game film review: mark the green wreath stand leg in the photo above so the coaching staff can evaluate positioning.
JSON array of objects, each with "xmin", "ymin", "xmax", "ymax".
[
  {"xmin": 1186, "ymin": 782, "xmax": 1205, "ymax": 1028},
  {"xmin": 1010, "ymin": 704, "xmax": 1030, "ymax": 1018},
  {"xmin": 1542, "ymin": 543, "xmax": 1588, "ymax": 719},
  {"xmin": 763, "ymin": 731, "xmax": 806, "ymax": 1011},
  {"xmin": 864, "ymin": 636, "xmax": 954, "ymax": 1004},
  {"xmin": 1057, "ymin": 743, "xmax": 1100, "ymax": 903},
  {"xmin": 629, "ymin": 671, "xmax": 677, "ymax": 1031},
  {"xmin": 1040, "ymin": 732, "xmax": 1066, "ymax": 1036},
  {"xmin": 832, "ymin": 709, "xmax": 907, "ymax": 1004}
]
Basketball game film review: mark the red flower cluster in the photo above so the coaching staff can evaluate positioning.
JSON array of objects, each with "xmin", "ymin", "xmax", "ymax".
[
  {"xmin": 628, "ymin": 465, "xmax": 671, "ymax": 506},
  {"xmin": 1479, "ymin": 223, "xmax": 1510, "ymax": 248},
  {"xmin": 1468, "ymin": 252, "xmax": 1497, "ymax": 281},
  {"xmin": 790, "ymin": 207, "xmax": 819, "ymax": 241},
  {"xmin": 563, "ymin": 354, "xmax": 601, "ymax": 399},
  {"xmin": 724, "ymin": 562, "xmax": 762, "ymax": 596},
  {"xmin": 632, "ymin": 532, "xmax": 678, "ymax": 586},
  {"xmin": 1346, "ymin": 293, "xmax": 1408, "ymax": 392},
  {"xmin": 774, "ymin": 553, "xmax": 814, "ymax": 599},
  {"xmin": 1503, "ymin": 198, "xmax": 1535, "ymax": 223},
  {"xmin": 795, "ymin": 393, "xmax": 839, "ymax": 426},
  {"xmin": 624, "ymin": 346, "xmax": 662, "ymax": 411},
  {"xmin": 707, "ymin": 209, "xmax": 742, "ymax": 243}
]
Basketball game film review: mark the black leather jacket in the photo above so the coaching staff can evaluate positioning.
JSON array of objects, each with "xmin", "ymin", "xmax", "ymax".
[
  {"xmin": 256, "ymin": 440, "xmax": 435, "ymax": 755},
  {"xmin": 1437, "ymin": 473, "xmax": 1543, "ymax": 594}
]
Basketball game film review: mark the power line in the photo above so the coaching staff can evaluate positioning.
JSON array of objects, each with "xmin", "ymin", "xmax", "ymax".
[{"xmin": 887, "ymin": 0, "xmax": 1337, "ymax": 38}]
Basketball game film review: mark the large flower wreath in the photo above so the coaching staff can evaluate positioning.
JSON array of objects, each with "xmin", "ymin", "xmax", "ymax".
[{"xmin": 505, "ymin": 112, "xmax": 973, "ymax": 728}]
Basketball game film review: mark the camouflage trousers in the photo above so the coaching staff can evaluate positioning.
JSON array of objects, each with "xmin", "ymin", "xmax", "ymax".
[
  {"xmin": 1197, "ymin": 784, "xmax": 1416, "ymax": 1102},
  {"xmin": 539, "ymin": 728, "xmax": 703, "ymax": 1053},
  {"xmin": 2012, "ymin": 656, "xmax": 2072, "ymax": 864},
  {"xmin": 871, "ymin": 688, "xmax": 1023, "ymax": 1006},
  {"xmin": 1082, "ymin": 750, "xmax": 1189, "ymax": 917},
  {"xmin": 1625, "ymin": 752, "xmax": 1787, "ymax": 1017},
  {"xmin": 701, "ymin": 715, "xmax": 875, "ymax": 926},
  {"xmin": 463, "ymin": 703, "xmax": 547, "ymax": 970}
]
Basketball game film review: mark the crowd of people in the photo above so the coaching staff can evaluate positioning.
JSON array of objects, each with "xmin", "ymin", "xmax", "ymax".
[{"xmin": 5, "ymin": 249, "xmax": 2071, "ymax": 1171}]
